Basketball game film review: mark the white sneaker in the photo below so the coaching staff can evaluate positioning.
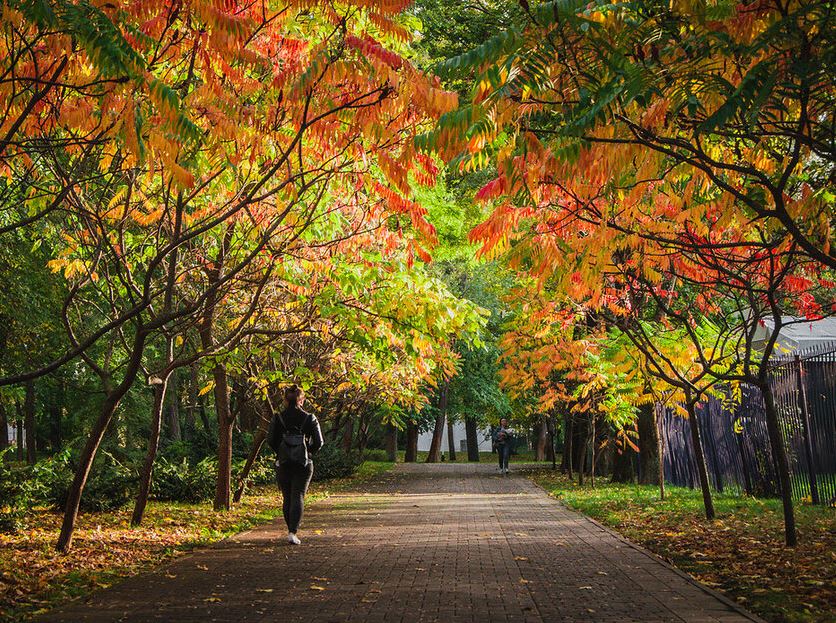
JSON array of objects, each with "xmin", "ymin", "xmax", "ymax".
[{"xmin": 288, "ymin": 533, "xmax": 301, "ymax": 545}]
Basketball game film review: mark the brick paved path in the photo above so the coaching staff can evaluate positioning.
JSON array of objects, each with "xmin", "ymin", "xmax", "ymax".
[{"xmin": 41, "ymin": 463, "xmax": 760, "ymax": 623}]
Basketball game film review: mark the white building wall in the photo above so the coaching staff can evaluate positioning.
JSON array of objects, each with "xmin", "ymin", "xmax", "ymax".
[{"xmin": 417, "ymin": 420, "xmax": 493, "ymax": 453}]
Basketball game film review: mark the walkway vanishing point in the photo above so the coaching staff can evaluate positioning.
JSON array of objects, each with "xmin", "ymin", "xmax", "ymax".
[{"xmin": 41, "ymin": 463, "xmax": 762, "ymax": 623}]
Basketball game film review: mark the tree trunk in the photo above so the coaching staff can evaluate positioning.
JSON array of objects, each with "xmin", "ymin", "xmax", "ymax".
[
  {"xmin": 166, "ymin": 374, "xmax": 181, "ymax": 442},
  {"xmin": 465, "ymin": 417, "xmax": 480, "ymax": 462},
  {"xmin": 385, "ymin": 424, "xmax": 397, "ymax": 462},
  {"xmin": 49, "ymin": 381, "xmax": 63, "ymax": 451},
  {"xmin": 233, "ymin": 429, "xmax": 268, "ymax": 503},
  {"xmin": 590, "ymin": 415, "xmax": 596, "ymax": 488},
  {"xmin": 577, "ymin": 425, "xmax": 587, "ymax": 486},
  {"xmin": 0, "ymin": 400, "xmax": 8, "ymax": 451},
  {"xmin": 446, "ymin": 417, "xmax": 456, "ymax": 461},
  {"xmin": 426, "ymin": 412, "xmax": 445, "ymax": 463},
  {"xmin": 611, "ymin": 438, "xmax": 635, "ymax": 483},
  {"xmin": 57, "ymin": 331, "xmax": 147, "ymax": 552},
  {"xmin": 761, "ymin": 382, "xmax": 797, "ymax": 546},
  {"xmin": 685, "ymin": 395, "xmax": 715, "ymax": 520},
  {"xmin": 564, "ymin": 413, "xmax": 573, "ymax": 478},
  {"xmin": 657, "ymin": 406, "xmax": 666, "ymax": 500},
  {"xmin": 637, "ymin": 402, "xmax": 659, "ymax": 485},
  {"xmin": 426, "ymin": 382, "xmax": 448, "ymax": 463},
  {"xmin": 24, "ymin": 380, "xmax": 36, "ymax": 464},
  {"xmin": 535, "ymin": 417, "xmax": 547, "ymax": 462},
  {"xmin": 404, "ymin": 421, "xmax": 418, "ymax": 462},
  {"xmin": 132, "ymin": 375, "xmax": 170, "ymax": 526},
  {"xmin": 15, "ymin": 402, "xmax": 23, "ymax": 461},
  {"xmin": 341, "ymin": 416, "xmax": 353, "ymax": 454},
  {"xmin": 212, "ymin": 364, "xmax": 234, "ymax": 511}
]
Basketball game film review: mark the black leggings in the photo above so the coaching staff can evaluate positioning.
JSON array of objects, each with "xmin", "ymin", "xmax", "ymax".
[{"xmin": 276, "ymin": 461, "xmax": 314, "ymax": 533}]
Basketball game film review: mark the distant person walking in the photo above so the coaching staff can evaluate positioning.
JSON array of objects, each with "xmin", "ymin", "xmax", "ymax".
[
  {"xmin": 268, "ymin": 385, "xmax": 324, "ymax": 544},
  {"xmin": 493, "ymin": 418, "xmax": 514, "ymax": 474}
]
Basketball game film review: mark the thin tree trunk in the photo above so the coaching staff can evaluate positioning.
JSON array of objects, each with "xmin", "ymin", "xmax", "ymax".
[
  {"xmin": 341, "ymin": 416, "xmax": 353, "ymax": 454},
  {"xmin": 577, "ymin": 425, "xmax": 586, "ymax": 486},
  {"xmin": 57, "ymin": 331, "xmax": 147, "ymax": 552},
  {"xmin": 565, "ymin": 413, "xmax": 573, "ymax": 478},
  {"xmin": 212, "ymin": 363, "xmax": 234, "ymax": 511},
  {"xmin": 761, "ymin": 382, "xmax": 797, "ymax": 546},
  {"xmin": 656, "ymin": 405, "xmax": 666, "ymax": 500},
  {"xmin": 590, "ymin": 415, "xmax": 596, "ymax": 488},
  {"xmin": 465, "ymin": 417, "xmax": 480, "ymax": 462},
  {"xmin": 405, "ymin": 421, "xmax": 418, "ymax": 462},
  {"xmin": 131, "ymin": 375, "xmax": 170, "ymax": 526},
  {"xmin": 385, "ymin": 424, "xmax": 397, "ymax": 462},
  {"xmin": 233, "ymin": 429, "xmax": 268, "ymax": 503},
  {"xmin": 24, "ymin": 380, "xmax": 36, "ymax": 464},
  {"xmin": 535, "ymin": 417, "xmax": 547, "ymax": 462},
  {"xmin": 166, "ymin": 373, "xmax": 181, "ymax": 441},
  {"xmin": 0, "ymin": 401, "xmax": 8, "ymax": 451},
  {"xmin": 685, "ymin": 393, "xmax": 715, "ymax": 520},
  {"xmin": 446, "ymin": 417, "xmax": 456, "ymax": 461},
  {"xmin": 15, "ymin": 404, "xmax": 23, "ymax": 461}
]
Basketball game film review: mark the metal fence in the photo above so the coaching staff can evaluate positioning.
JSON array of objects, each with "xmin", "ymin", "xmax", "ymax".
[{"xmin": 659, "ymin": 342, "xmax": 836, "ymax": 505}]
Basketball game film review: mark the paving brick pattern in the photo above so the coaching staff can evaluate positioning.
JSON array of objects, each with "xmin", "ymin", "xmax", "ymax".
[{"xmin": 40, "ymin": 463, "xmax": 760, "ymax": 623}]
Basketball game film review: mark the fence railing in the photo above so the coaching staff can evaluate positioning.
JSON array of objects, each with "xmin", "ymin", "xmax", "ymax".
[{"xmin": 659, "ymin": 342, "xmax": 836, "ymax": 505}]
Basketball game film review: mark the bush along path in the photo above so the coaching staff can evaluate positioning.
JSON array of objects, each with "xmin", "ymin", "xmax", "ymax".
[
  {"xmin": 0, "ymin": 460, "xmax": 392, "ymax": 622},
  {"xmin": 529, "ymin": 469, "xmax": 835, "ymax": 623},
  {"xmin": 38, "ymin": 463, "xmax": 758, "ymax": 623}
]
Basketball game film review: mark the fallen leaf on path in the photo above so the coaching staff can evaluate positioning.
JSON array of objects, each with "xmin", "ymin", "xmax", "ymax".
[
  {"xmin": 514, "ymin": 556, "xmax": 528, "ymax": 561},
  {"xmin": 310, "ymin": 585, "xmax": 326, "ymax": 591}
]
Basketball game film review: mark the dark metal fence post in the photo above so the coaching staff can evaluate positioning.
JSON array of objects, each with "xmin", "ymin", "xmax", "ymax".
[{"xmin": 794, "ymin": 354, "xmax": 820, "ymax": 504}]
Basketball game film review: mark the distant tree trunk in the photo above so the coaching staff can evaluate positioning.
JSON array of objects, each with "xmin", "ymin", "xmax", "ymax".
[
  {"xmin": 0, "ymin": 401, "xmax": 8, "ymax": 451},
  {"xmin": 50, "ymin": 380, "xmax": 64, "ymax": 450},
  {"xmin": 637, "ymin": 402, "xmax": 659, "ymax": 485},
  {"xmin": 611, "ymin": 439, "xmax": 635, "ymax": 483},
  {"xmin": 426, "ymin": 382, "xmax": 448, "ymax": 463},
  {"xmin": 546, "ymin": 415, "xmax": 556, "ymax": 465},
  {"xmin": 563, "ymin": 413, "xmax": 573, "ymax": 477},
  {"xmin": 166, "ymin": 374, "xmax": 181, "ymax": 441},
  {"xmin": 657, "ymin": 407, "xmax": 666, "ymax": 500},
  {"xmin": 535, "ymin": 417, "xmax": 547, "ymax": 461},
  {"xmin": 132, "ymin": 374, "xmax": 171, "ymax": 526},
  {"xmin": 24, "ymin": 380, "xmax": 36, "ymax": 464},
  {"xmin": 760, "ymin": 381, "xmax": 797, "ymax": 546},
  {"xmin": 426, "ymin": 413, "xmax": 445, "ymax": 463},
  {"xmin": 16, "ymin": 402, "xmax": 24, "ymax": 461},
  {"xmin": 405, "ymin": 422, "xmax": 418, "ymax": 462},
  {"xmin": 685, "ymin": 392, "xmax": 715, "ymax": 520},
  {"xmin": 590, "ymin": 415, "xmax": 596, "ymax": 488},
  {"xmin": 446, "ymin": 418, "xmax": 456, "ymax": 461},
  {"xmin": 465, "ymin": 417, "xmax": 480, "ymax": 461},
  {"xmin": 341, "ymin": 416, "xmax": 353, "ymax": 454},
  {"xmin": 385, "ymin": 424, "xmax": 397, "ymax": 462}
]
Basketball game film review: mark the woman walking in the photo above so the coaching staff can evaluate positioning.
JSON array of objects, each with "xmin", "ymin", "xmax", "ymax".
[
  {"xmin": 493, "ymin": 418, "xmax": 513, "ymax": 474},
  {"xmin": 268, "ymin": 385, "xmax": 324, "ymax": 544}
]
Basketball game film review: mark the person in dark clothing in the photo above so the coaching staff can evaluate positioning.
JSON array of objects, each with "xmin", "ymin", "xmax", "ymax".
[
  {"xmin": 267, "ymin": 385, "xmax": 324, "ymax": 544},
  {"xmin": 493, "ymin": 418, "xmax": 514, "ymax": 474}
]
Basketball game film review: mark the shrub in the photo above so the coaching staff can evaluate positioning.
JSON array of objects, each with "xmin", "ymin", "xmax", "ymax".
[
  {"xmin": 362, "ymin": 449, "xmax": 392, "ymax": 462},
  {"xmin": 47, "ymin": 451, "xmax": 136, "ymax": 513},
  {"xmin": 151, "ymin": 457, "xmax": 216, "ymax": 503},
  {"xmin": 0, "ymin": 450, "xmax": 27, "ymax": 533},
  {"xmin": 312, "ymin": 444, "xmax": 357, "ymax": 481}
]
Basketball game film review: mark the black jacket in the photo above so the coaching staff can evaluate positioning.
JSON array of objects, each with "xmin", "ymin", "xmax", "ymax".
[{"xmin": 267, "ymin": 405, "xmax": 324, "ymax": 456}]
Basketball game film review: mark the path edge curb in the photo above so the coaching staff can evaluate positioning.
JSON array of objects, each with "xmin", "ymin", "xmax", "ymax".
[{"xmin": 526, "ymin": 474, "xmax": 767, "ymax": 623}]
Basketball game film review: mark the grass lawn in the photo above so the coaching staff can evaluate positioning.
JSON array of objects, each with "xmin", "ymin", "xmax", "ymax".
[
  {"xmin": 529, "ymin": 468, "xmax": 835, "ymax": 623},
  {"xmin": 0, "ymin": 460, "xmax": 393, "ymax": 623}
]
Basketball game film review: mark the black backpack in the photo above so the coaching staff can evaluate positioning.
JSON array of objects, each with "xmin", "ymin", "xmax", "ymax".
[{"xmin": 275, "ymin": 411, "xmax": 311, "ymax": 467}]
